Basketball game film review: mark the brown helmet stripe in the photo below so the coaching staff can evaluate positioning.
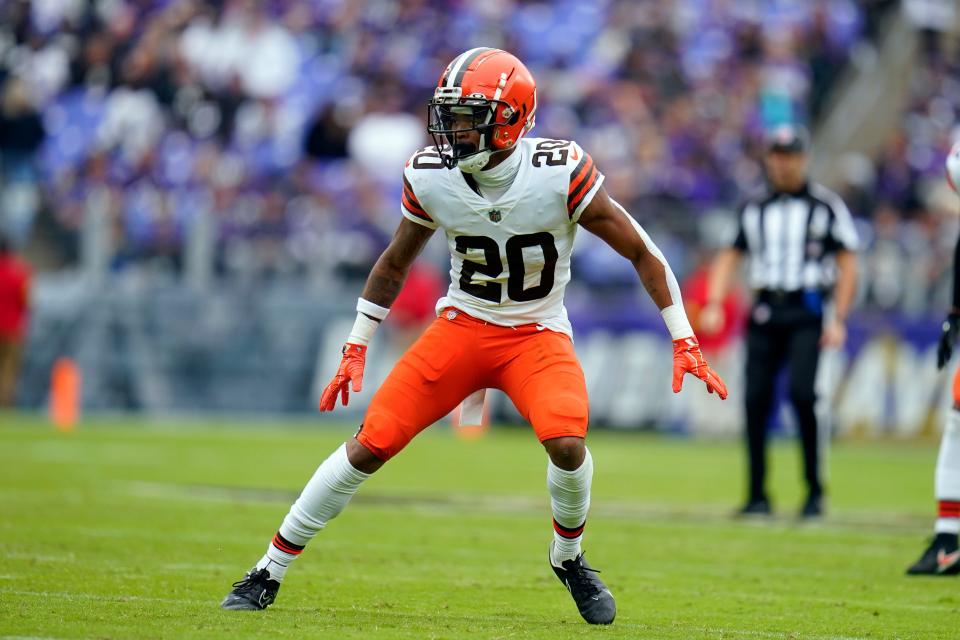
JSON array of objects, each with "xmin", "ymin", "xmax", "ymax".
[{"xmin": 447, "ymin": 47, "xmax": 494, "ymax": 88}]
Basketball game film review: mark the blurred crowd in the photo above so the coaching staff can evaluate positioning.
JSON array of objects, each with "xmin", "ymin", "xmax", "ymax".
[
  {"xmin": 848, "ymin": 14, "xmax": 960, "ymax": 316},
  {"xmin": 0, "ymin": 0, "xmax": 957, "ymax": 316}
]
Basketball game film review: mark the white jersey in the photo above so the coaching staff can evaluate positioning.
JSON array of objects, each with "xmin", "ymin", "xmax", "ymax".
[{"xmin": 401, "ymin": 137, "xmax": 604, "ymax": 336}]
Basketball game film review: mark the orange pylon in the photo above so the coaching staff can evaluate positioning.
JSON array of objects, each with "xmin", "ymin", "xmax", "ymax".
[{"xmin": 49, "ymin": 357, "xmax": 80, "ymax": 432}]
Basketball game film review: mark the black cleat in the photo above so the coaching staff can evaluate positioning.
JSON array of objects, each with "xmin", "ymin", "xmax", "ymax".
[
  {"xmin": 906, "ymin": 533, "xmax": 960, "ymax": 576},
  {"xmin": 550, "ymin": 544, "xmax": 616, "ymax": 625},
  {"xmin": 220, "ymin": 567, "xmax": 281, "ymax": 610},
  {"xmin": 736, "ymin": 497, "xmax": 772, "ymax": 517},
  {"xmin": 800, "ymin": 494, "xmax": 823, "ymax": 519}
]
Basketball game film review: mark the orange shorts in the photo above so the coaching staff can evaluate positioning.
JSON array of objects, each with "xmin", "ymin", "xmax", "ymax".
[{"xmin": 357, "ymin": 308, "xmax": 589, "ymax": 460}]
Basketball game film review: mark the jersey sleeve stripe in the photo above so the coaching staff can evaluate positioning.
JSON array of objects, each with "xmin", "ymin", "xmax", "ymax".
[
  {"xmin": 401, "ymin": 175, "xmax": 433, "ymax": 221},
  {"xmin": 402, "ymin": 176, "xmax": 425, "ymax": 207},
  {"xmin": 568, "ymin": 154, "xmax": 595, "ymax": 194},
  {"xmin": 570, "ymin": 164, "xmax": 598, "ymax": 200},
  {"xmin": 404, "ymin": 207, "xmax": 434, "ymax": 224},
  {"xmin": 402, "ymin": 186, "xmax": 427, "ymax": 212},
  {"xmin": 402, "ymin": 192, "xmax": 433, "ymax": 222},
  {"xmin": 567, "ymin": 166, "xmax": 600, "ymax": 216}
]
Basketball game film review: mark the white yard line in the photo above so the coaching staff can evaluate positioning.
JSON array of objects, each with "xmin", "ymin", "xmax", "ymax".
[
  {"xmin": 1, "ymin": 552, "xmax": 75, "ymax": 563},
  {"xmin": 646, "ymin": 582, "xmax": 954, "ymax": 614},
  {"xmin": 125, "ymin": 481, "xmax": 929, "ymax": 533}
]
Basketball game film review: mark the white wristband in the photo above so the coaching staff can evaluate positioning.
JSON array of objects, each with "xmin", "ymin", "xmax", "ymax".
[
  {"xmin": 357, "ymin": 298, "xmax": 390, "ymax": 321},
  {"xmin": 347, "ymin": 313, "xmax": 380, "ymax": 346},
  {"xmin": 347, "ymin": 298, "xmax": 390, "ymax": 346},
  {"xmin": 661, "ymin": 304, "xmax": 694, "ymax": 340}
]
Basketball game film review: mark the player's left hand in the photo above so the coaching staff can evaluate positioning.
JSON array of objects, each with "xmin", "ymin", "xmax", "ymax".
[
  {"xmin": 937, "ymin": 312, "xmax": 960, "ymax": 370},
  {"xmin": 319, "ymin": 343, "xmax": 367, "ymax": 412},
  {"xmin": 672, "ymin": 336, "xmax": 728, "ymax": 399}
]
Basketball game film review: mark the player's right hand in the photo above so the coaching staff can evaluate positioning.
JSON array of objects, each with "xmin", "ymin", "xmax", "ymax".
[
  {"xmin": 937, "ymin": 312, "xmax": 960, "ymax": 370},
  {"xmin": 319, "ymin": 343, "xmax": 367, "ymax": 411},
  {"xmin": 672, "ymin": 336, "xmax": 728, "ymax": 399}
]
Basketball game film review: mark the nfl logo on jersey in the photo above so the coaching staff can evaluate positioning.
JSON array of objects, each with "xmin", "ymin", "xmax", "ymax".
[{"xmin": 488, "ymin": 209, "xmax": 502, "ymax": 222}]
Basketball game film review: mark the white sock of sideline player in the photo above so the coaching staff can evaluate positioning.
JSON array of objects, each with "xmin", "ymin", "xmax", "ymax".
[
  {"xmin": 548, "ymin": 448, "xmax": 593, "ymax": 565},
  {"xmin": 935, "ymin": 410, "xmax": 960, "ymax": 535},
  {"xmin": 255, "ymin": 443, "xmax": 370, "ymax": 581}
]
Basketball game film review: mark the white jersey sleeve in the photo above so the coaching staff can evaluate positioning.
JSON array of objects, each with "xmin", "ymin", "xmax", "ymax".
[
  {"xmin": 565, "ymin": 142, "xmax": 604, "ymax": 224},
  {"xmin": 400, "ymin": 149, "xmax": 441, "ymax": 229}
]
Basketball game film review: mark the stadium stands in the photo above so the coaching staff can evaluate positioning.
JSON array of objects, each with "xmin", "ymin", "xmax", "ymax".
[
  {"xmin": 0, "ymin": 0, "xmax": 884, "ymax": 290},
  {"xmin": 2, "ymin": 0, "xmax": 959, "ymax": 422}
]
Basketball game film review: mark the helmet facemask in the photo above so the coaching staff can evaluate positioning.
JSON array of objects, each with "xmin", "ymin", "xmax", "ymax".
[{"xmin": 427, "ymin": 91, "xmax": 517, "ymax": 173}]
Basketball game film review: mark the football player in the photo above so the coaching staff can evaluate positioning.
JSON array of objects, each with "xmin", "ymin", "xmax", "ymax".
[
  {"xmin": 221, "ymin": 48, "xmax": 727, "ymax": 624},
  {"xmin": 907, "ymin": 141, "xmax": 960, "ymax": 576}
]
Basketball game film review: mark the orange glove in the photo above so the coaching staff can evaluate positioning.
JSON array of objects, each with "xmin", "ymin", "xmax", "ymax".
[
  {"xmin": 319, "ymin": 343, "xmax": 367, "ymax": 412},
  {"xmin": 672, "ymin": 337, "xmax": 728, "ymax": 399}
]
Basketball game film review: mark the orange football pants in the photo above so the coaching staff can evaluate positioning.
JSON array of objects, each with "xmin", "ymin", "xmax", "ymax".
[
  {"xmin": 953, "ymin": 366, "xmax": 960, "ymax": 406},
  {"xmin": 357, "ymin": 308, "xmax": 589, "ymax": 460}
]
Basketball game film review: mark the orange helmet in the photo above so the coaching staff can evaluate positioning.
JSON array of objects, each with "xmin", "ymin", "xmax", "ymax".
[{"xmin": 427, "ymin": 48, "xmax": 537, "ymax": 171}]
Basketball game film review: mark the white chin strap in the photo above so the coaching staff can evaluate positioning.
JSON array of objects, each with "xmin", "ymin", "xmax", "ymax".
[{"xmin": 458, "ymin": 150, "xmax": 492, "ymax": 173}]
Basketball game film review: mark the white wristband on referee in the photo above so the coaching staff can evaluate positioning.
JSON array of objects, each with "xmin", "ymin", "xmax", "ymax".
[
  {"xmin": 347, "ymin": 298, "xmax": 390, "ymax": 346},
  {"xmin": 660, "ymin": 304, "xmax": 694, "ymax": 340}
]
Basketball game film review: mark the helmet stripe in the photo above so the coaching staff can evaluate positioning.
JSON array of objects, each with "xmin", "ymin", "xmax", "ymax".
[{"xmin": 446, "ymin": 47, "xmax": 493, "ymax": 88}]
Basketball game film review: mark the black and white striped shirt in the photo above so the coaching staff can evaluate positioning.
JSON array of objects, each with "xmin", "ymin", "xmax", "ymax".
[{"xmin": 731, "ymin": 182, "xmax": 858, "ymax": 292}]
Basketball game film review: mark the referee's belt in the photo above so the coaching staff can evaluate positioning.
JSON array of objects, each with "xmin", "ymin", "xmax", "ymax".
[{"xmin": 755, "ymin": 289, "xmax": 810, "ymax": 304}]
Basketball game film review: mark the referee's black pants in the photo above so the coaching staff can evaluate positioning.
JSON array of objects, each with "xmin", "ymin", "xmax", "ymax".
[{"xmin": 744, "ymin": 299, "xmax": 823, "ymax": 503}]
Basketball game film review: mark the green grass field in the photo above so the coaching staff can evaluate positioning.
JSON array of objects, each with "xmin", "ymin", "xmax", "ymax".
[{"xmin": 0, "ymin": 414, "xmax": 956, "ymax": 639}]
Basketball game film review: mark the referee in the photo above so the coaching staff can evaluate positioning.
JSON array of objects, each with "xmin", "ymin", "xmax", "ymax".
[{"xmin": 701, "ymin": 125, "xmax": 859, "ymax": 518}]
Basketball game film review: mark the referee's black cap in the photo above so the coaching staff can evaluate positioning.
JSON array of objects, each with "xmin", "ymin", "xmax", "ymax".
[{"xmin": 765, "ymin": 124, "xmax": 809, "ymax": 154}]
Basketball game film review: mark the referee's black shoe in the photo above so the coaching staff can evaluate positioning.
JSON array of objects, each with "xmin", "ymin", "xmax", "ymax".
[
  {"xmin": 550, "ymin": 544, "xmax": 616, "ymax": 625},
  {"xmin": 736, "ymin": 496, "xmax": 772, "ymax": 517},
  {"xmin": 799, "ymin": 494, "xmax": 824, "ymax": 519}
]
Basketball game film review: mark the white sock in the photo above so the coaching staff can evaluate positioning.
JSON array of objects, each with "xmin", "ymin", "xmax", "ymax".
[
  {"xmin": 256, "ymin": 555, "xmax": 294, "ymax": 582},
  {"xmin": 548, "ymin": 448, "xmax": 593, "ymax": 566},
  {"xmin": 935, "ymin": 410, "xmax": 960, "ymax": 535},
  {"xmin": 255, "ymin": 443, "xmax": 370, "ymax": 581}
]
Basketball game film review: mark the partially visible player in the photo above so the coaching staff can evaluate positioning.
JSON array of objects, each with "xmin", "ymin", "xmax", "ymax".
[
  {"xmin": 0, "ymin": 233, "xmax": 30, "ymax": 406},
  {"xmin": 220, "ymin": 48, "xmax": 727, "ymax": 623},
  {"xmin": 907, "ymin": 141, "xmax": 960, "ymax": 576}
]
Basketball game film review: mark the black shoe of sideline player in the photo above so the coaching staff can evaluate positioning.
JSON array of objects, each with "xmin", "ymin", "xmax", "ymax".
[
  {"xmin": 906, "ymin": 533, "xmax": 960, "ymax": 576},
  {"xmin": 550, "ymin": 544, "xmax": 616, "ymax": 625},
  {"xmin": 220, "ymin": 567, "xmax": 281, "ymax": 610},
  {"xmin": 736, "ymin": 496, "xmax": 772, "ymax": 517},
  {"xmin": 799, "ymin": 494, "xmax": 823, "ymax": 519}
]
